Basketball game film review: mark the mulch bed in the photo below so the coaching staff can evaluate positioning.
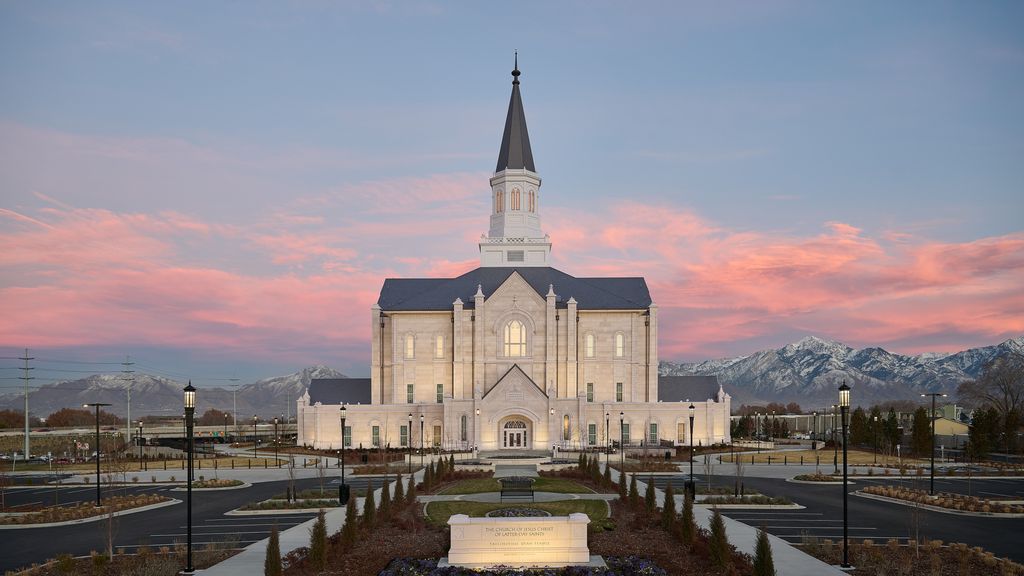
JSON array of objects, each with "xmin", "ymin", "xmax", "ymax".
[{"xmin": 801, "ymin": 538, "xmax": 1024, "ymax": 576}]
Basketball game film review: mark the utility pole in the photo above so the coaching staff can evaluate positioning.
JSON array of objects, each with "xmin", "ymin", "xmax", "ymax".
[
  {"xmin": 19, "ymin": 349, "xmax": 34, "ymax": 459},
  {"xmin": 122, "ymin": 355, "xmax": 134, "ymax": 451}
]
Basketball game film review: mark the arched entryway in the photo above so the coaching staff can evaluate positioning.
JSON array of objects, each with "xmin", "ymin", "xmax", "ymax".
[{"xmin": 499, "ymin": 417, "xmax": 532, "ymax": 449}]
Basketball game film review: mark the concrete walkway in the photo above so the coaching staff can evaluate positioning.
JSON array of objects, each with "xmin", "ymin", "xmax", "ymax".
[{"xmin": 419, "ymin": 491, "xmax": 617, "ymax": 504}]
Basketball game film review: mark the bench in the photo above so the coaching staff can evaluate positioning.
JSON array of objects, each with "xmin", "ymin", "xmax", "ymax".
[{"xmin": 499, "ymin": 477, "xmax": 535, "ymax": 502}]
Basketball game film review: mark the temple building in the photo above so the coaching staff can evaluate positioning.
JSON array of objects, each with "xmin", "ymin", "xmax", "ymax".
[{"xmin": 297, "ymin": 61, "xmax": 731, "ymax": 453}]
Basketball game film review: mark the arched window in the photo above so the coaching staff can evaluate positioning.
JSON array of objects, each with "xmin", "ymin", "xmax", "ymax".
[
  {"xmin": 615, "ymin": 333, "xmax": 625, "ymax": 358},
  {"xmin": 404, "ymin": 334, "xmax": 415, "ymax": 359},
  {"xmin": 435, "ymin": 335, "xmax": 445, "ymax": 359},
  {"xmin": 460, "ymin": 414, "xmax": 468, "ymax": 442},
  {"xmin": 496, "ymin": 190, "xmax": 504, "ymax": 213},
  {"xmin": 585, "ymin": 333, "xmax": 595, "ymax": 358},
  {"xmin": 563, "ymin": 415, "xmax": 571, "ymax": 441},
  {"xmin": 511, "ymin": 188, "xmax": 520, "ymax": 210},
  {"xmin": 504, "ymin": 320, "xmax": 527, "ymax": 357},
  {"xmin": 528, "ymin": 190, "xmax": 535, "ymax": 212}
]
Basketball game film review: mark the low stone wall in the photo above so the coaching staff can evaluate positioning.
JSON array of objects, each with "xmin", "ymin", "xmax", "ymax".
[{"xmin": 445, "ymin": 513, "xmax": 591, "ymax": 568}]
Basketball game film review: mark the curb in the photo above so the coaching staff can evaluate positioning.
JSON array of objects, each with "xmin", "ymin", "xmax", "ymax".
[
  {"xmin": 854, "ymin": 491, "xmax": 1024, "ymax": 518},
  {"xmin": 0, "ymin": 498, "xmax": 181, "ymax": 530},
  {"xmin": 695, "ymin": 503, "xmax": 806, "ymax": 510},
  {"xmin": 786, "ymin": 478, "xmax": 855, "ymax": 485},
  {"xmin": 225, "ymin": 507, "xmax": 332, "ymax": 516},
  {"xmin": 170, "ymin": 481, "xmax": 251, "ymax": 492}
]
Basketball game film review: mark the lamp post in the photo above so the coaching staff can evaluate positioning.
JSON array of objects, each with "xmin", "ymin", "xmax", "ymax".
[
  {"xmin": 619, "ymin": 412, "xmax": 625, "ymax": 471},
  {"xmin": 420, "ymin": 414, "xmax": 425, "ymax": 469},
  {"xmin": 812, "ymin": 411, "xmax": 818, "ymax": 443},
  {"xmin": 872, "ymin": 415, "xmax": 879, "ymax": 465},
  {"xmin": 137, "ymin": 421, "xmax": 144, "ymax": 464},
  {"xmin": 407, "ymin": 413, "xmax": 413, "ymax": 474},
  {"xmin": 339, "ymin": 405, "xmax": 348, "ymax": 504},
  {"xmin": 605, "ymin": 412, "xmax": 610, "ymax": 468},
  {"xmin": 921, "ymin": 392, "xmax": 947, "ymax": 495},
  {"xmin": 688, "ymin": 403, "xmax": 696, "ymax": 499},
  {"xmin": 838, "ymin": 381, "xmax": 851, "ymax": 569},
  {"xmin": 252, "ymin": 415, "xmax": 258, "ymax": 458},
  {"xmin": 223, "ymin": 413, "xmax": 229, "ymax": 443},
  {"xmin": 272, "ymin": 417, "xmax": 279, "ymax": 465},
  {"xmin": 83, "ymin": 402, "xmax": 111, "ymax": 506},
  {"xmin": 183, "ymin": 382, "xmax": 196, "ymax": 574},
  {"xmin": 770, "ymin": 410, "xmax": 776, "ymax": 443},
  {"xmin": 832, "ymin": 404, "xmax": 839, "ymax": 474}
]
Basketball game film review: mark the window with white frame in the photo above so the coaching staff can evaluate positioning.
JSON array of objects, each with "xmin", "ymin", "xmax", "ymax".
[
  {"xmin": 404, "ymin": 334, "xmax": 415, "ymax": 359},
  {"xmin": 621, "ymin": 423, "xmax": 630, "ymax": 446},
  {"xmin": 400, "ymin": 425, "xmax": 408, "ymax": 447},
  {"xmin": 432, "ymin": 425, "xmax": 441, "ymax": 447},
  {"xmin": 586, "ymin": 382, "xmax": 594, "ymax": 402},
  {"xmin": 343, "ymin": 425, "xmax": 351, "ymax": 447},
  {"xmin": 435, "ymin": 335, "xmax": 444, "ymax": 359},
  {"xmin": 372, "ymin": 425, "xmax": 380, "ymax": 447},
  {"xmin": 563, "ymin": 415, "xmax": 571, "ymax": 441},
  {"xmin": 460, "ymin": 414, "xmax": 468, "ymax": 442},
  {"xmin": 588, "ymin": 423, "xmax": 597, "ymax": 446},
  {"xmin": 616, "ymin": 382, "xmax": 623, "ymax": 402},
  {"xmin": 649, "ymin": 422, "xmax": 658, "ymax": 444},
  {"xmin": 585, "ymin": 333, "xmax": 595, "ymax": 358},
  {"xmin": 436, "ymin": 383, "xmax": 443, "ymax": 403},
  {"xmin": 677, "ymin": 422, "xmax": 686, "ymax": 444},
  {"xmin": 504, "ymin": 319, "xmax": 527, "ymax": 357},
  {"xmin": 615, "ymin": 333, "xmax": 625, "ymax": 357},
  {"xmin": 406, "ymin": 383, "xmax": 414, "ymax": 404}
]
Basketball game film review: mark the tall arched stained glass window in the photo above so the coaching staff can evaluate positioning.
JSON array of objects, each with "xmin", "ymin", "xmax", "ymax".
[{"xmin": 504, "ymin": 320, "xmax": 526, "ymax": 357}]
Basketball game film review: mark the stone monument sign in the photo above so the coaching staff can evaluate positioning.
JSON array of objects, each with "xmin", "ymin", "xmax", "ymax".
[{"xmin": 444, "ymin": 513, "xmax": 594, "ymax": 568}]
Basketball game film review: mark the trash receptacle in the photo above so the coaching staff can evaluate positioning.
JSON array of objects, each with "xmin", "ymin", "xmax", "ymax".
[
  {"xmin": 665, "ymin": 451, "xmax": 672, "ymax": 461},
  {"xmin": 339, "ymin": 483, "xmax": 350, "ymax": 504},
  {"xmin": 684, "ymin": 480, "xmax": 696, "ymax": 501},
  {"xmin": 361, "ymin": 453, "xmax": 369, "ymax": 464}
]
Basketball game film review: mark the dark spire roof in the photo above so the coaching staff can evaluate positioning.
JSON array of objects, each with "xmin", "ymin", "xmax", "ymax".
[{"xmin": 495, "ymin": 53, "xmax": 536, "ymax": 173}]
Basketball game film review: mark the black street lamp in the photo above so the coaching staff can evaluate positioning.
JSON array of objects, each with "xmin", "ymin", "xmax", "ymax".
[
  {"xmin": 770, "ymin": 410, "xmax": 776, "ymax": 443},
  {"xmin": 137, "ymin": 421, "xmax": 144, "ymax": 465},
  {"xmin": 605, "ymin": 412, "xmax": 610, "ymax": 468},
  {"xmin": 688, "ymin": 403, "xmax": 696, "ymax": 499},
  {"xmin": 872, "ymin": 415, "xmax": 879, "ymax": 465},
  {"xmin": 183, "ymin": 381, "xmax": 196, "ymax": 574},
  {"xmin": 223, "ymin": 413, "xmax": 229, "ymax": 443},
  {"xmin": 921, "ymin": 392, "xmax": 947, "ymax": 495},
  {"xmin": 83, "ymin": 402, "xmax": 111, "ymax": 507},
  {"xmin": 252, "ymin": 415, "xmax": 258, "ymax": 459},
  {"xmin": 420, "ymin": 414, "xmax": 425, "ymax": 469},
  {"xmin": 619, "ymin": 412, "xmax": 625, "ymax": 471},
  {"xmin": 812, "ymin": 411, "xmax": 818, "ymax": 443},
  {"xmin": 832, "ymin": 404, "xmax": 839, "ymax": 474},
  {"xmin": 273, "ymin": 417, "xmax": 279, "ymax": 464},
  {"xmin": 839, "ymin": 381, "xmax": 851, "ymax": 569},
  {"xmin": 407, "ymin": 413, "xmax": 413, "ymax": 474},
  {"xmin": 339, "ymin": 405, "xmax": 348, "ymax": 504}
]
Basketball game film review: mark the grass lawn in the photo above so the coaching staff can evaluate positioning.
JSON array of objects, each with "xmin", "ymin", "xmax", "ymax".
[
  {"xmin": 437, "ymin": 476, "xmax": 594, "ymax": 495},
  {"xmin": 424, "ymin": 499, "xmax": 610, "ymax": 529},
  {"xmin": 720, "ymin": 449, "xmax": 928, "ymax": 466}
]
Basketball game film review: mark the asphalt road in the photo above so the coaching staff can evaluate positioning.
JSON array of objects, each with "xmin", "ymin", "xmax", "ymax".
[
  {"xmin": 0, "ymin": 476, "xmax": 382, "ymax": 573},
  {"xmin": 644, "ymin": 473, "xmax": 1024, "ymax": 563}
]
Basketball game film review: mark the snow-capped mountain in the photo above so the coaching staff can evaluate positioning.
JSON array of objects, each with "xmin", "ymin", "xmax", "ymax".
[
  {"xmin": 660, "ymin": 336, "xmax": 1024, "ymax": 408},
  {"xmin": 0, "ymin": 366, "xmax": 345, "ymax": 420}
]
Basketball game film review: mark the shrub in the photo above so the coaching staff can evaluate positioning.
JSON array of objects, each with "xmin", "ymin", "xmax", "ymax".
[
  {"xmin": 602, "ymin": 464, "xmax": 612, "ymax": 488},
  {"xmin": 680, "ymin": 493, "xmax": 696, "ymax": 546},
  {"xmin": 407, "ymin": 474, "xmax": 417, "ymax": 506},
  {"xmin": 308, "ymin": 509, "xmax": 327, "ymax": 570},
  {"xmin": 379, "ymin": 475, "xmax": 392, "ymax": 520},
  {"xmin": 340, "ymin": 491, "xmax": 358, "ymax": 550},
  {"xmin": 362, "ymin": 480, "xmax": 376, "ymax": 527},
  {"xmin": 618, "ymin": 469, "xmax": 628, "ymax": 501},
  {"xmin": 644, "ymin": 477, "xmax": 657, "ymax": 514},
  {"xmin": 55, "ymin": 553, "xmax": 75, "ymax": 575},
  {"xmin": 661, "ymin": 482, "xmax": 677, "ymax": 531},
  {"xmin": 131, "ymin": 476, "xmax": 138, "ymax": 483},
  {"xmin": 753, "ymin": 527, "xmax": 776, "ymax": 576},
  {"xmin": 393, "ymin": 472, "xmax": 405, "ymax": 506},
  {"xmin": 264, "ymin": 523, "xmax": 281, "ymax": 576},
  {"xmin": 628, "ymin": 474, "xmax": 640, "ymax": 509},
  {"xmin": 709, "ymin": 507, "xmax": 731, "ymax": 569}
]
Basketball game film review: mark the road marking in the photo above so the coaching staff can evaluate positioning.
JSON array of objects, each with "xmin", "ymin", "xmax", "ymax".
[
  {"xmin": 151, "ymin": 530, "xmax": 275, "ymax": 537},
  {"xmin": 979, "ymin": 491, "xmax": 1014, "ymax": 497},
  {"xmin": 761, "ymin": 526, "xmax": 877, "ymax": 531}
]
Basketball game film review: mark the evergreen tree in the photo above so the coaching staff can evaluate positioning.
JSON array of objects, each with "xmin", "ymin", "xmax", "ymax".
[
  {"xmin": 393, "ymin": 472, "xmax": 405, "ymax": 508},
  {"xmin": 680, "ymin": 492, "xmax": 695, "ymax": 546},
  {"xmin": 362, "ymin": 481, "xmax": 376, "ymax": 527},
  {"xmin": 602, "ymin": 462, "xmax": 612, "ymax": 488},
  {"xmin": 644, "ymin": 476, "xmax": 656, "ymax": 514},
  {"xmin": 308, "ymin": 509, "xmax": 327, "ymax": 570},
  {"xmin": 661, "ymin": 482, "xmax": 677, "ymax": 531},
  {"xmin": 449, "ymin": 454, "xmax": 456, "ymax": 475},
  {"xmin": 753, "ymin": 526, "xmax": 776, "ymax": 576},
  {"xmin": 911, "ymin": 406, "xmax": 932, "ymax": 457},
  {"xmin": 578, "ymin": 453, "xmax": 586, "ymax": 472},
  {"xmin": 849, "ymin": 407, "xmax": 868, "ymax": 445},
  {"xmin": 264, "ymin": 522, "xmax": 282, "ymax": 576},
  {"xmin": 709, "ymin": 507, "xmax": 731, "ymax": 569},
  {"xmin": 407, "ymin": 473, "xmax": 417, "ymax": 506},
  {"xmin": 423, "ymin": 461, "xmax": 433, "ymax": 490},
  {"xmin": 340, "ymin": 490, "xmax": 358, "ymax": 550},
  {"xmin": 379, "ymin": 476, "xmax": 392, "ymax": 520},
  {"xmin": 628, "ymin": 473, "xmax": 640, "ymax": 508},
  {"xmin": 618, "ymin": 467, "xmax": 628, "ymax": 501},
  {"xmin": 591, "ymin": 456, "xmax": 601, "ymax": 483}
]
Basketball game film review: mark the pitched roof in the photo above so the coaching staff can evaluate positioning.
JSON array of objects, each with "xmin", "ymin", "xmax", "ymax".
[
  {"xmin": 495, "ymin": 58, "xmax": 536, "ymax": 172},
  {"xmin": 378, "ymin": 267, "xmax": 651, "ymax": 311},
  {"xmin": 657, "ymin": 376, "xmax": 722, "ymax": 403},
  {"xmin": 308, "ymin": 378, "xmax": 372, "ymax": 405}
]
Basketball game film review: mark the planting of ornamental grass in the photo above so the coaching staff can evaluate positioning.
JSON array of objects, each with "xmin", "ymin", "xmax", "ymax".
[
  {"xmin": 0, "ymin": 494, "xmax": 171, "ymax": 525},
  {"xmin": 801, "ymin": 537, "xmax": 1024, "ymax": 576},
  {"xmin": 861, "ymin": 485, "xmax": 1024, "ymax": 514}
]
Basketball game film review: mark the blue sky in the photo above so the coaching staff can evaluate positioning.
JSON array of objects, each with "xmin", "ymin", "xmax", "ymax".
[{"xmin": 1, "ymin": 1, "xmax": 1022, "ymax": 385}]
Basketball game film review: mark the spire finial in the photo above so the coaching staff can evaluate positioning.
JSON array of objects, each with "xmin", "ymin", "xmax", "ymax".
[{"xmin": 512, "ymin": 50, "xmax": 520, "ymax": 85}]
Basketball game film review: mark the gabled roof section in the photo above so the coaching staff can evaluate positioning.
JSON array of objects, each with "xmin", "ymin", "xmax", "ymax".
[
  {"xmin": 495, "ymin": 56, "xmax": 536, "ymax": 173},
  {"xmin": 481, "ymin": 364, "xmax": 547, "ymax": 400},
  {"xmin": 658, "ymin": 376, "xmax": 722, "ymax": 403},
  {"xmin": 377, "ymin": 267, "xmax": 651, "ymax": 311},
  {"xmin": 308, "ymin": 378, "xmax": 372, "ymax": 405}
]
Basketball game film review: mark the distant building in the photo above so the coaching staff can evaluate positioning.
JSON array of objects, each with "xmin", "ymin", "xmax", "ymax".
[{"xmin": 297, "ymin": 62, "xmax": 731, "ymax": 452}]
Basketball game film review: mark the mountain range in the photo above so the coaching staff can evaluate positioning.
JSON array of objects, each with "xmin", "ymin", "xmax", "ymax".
[{"xmin": 660, "ymin": 335, "xmax": 1024, "ymax": 408}]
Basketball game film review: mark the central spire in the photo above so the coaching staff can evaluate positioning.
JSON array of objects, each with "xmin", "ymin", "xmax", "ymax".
[{"xmin": 495, "ymin": 52, "xmax": 535, "ymax": 173}]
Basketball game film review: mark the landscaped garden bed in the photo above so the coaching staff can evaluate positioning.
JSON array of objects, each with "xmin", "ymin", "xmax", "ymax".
[
  {"xmin": 607, "ymin": 461, "xmax": 681, "ymax": 473},
  {"xmin": 860, "ymin": 485, "xmax": 1024, "ymax": 514},
  {"xmin": 0, "ymin": 494, "xmax": 171, "ymax": 525},
  {"xmin": 12, "ymin": 544, "xmax": 238, "ymax": 575},
  {"xmin": 191, "ymin": 478, "xmax": 244, "ymax": 488},
  {"xmin": 800, "ymin": 536, "xmax": 1024, "ymax": 576},
  {"xmin": 699, "ymin": 495, "xmax": 793, "ymax": 506},
  {"xmin": 438, "ymin": 476, "xmax": 596, "ymax": 495},
  {"xmin": 792, "ymin": 472, "xmax": 843, "ymax": 482},
  {"xmin": 239, "ymin": 498, "xmax": 341, "ymax": 511},
  {"xmin": 424, "ymin": 500, "xmax": 612, "ymax": 530},
  {"xmin": 379, "ymin": 556, "xmax": 668, "ymax": 575}
]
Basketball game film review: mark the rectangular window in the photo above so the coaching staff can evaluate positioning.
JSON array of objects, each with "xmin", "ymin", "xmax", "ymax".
[
  {"xmin": 588, "ymin": 423, "xmax": 597, "ymax": 446},
  {"xmin": 507, "ymin": 250, "xmax": 525, "ymax": 262},
  {"xmin": 563, "ymin": 415, "xmax": 571, "ymax": 441},
  {"xmin": 460, "ymin": 415, "xmax": 468, "ymax": 442},
  {"xmin": 343, "ymin": 425, "xmax": 351, "ymax": 448},
  {"xmin": 432, "ymin": 425, "xmax": 442, "ymax": 447},
  {"xmin": 677, "ymin": 422, "xmax": 686, "ymax": 444},
  {"xmin": 615, "ymin": 333, "xmax": 624, "ymax": 357},
  {"xmin": 371, "ymin": 425, "xmax": 380, "ymax": 447},
  {"xmin": 436, "ymin": 383, "xmax": 444, "ymax": 403},
  {"xmin": 585, "ymin": 334, "xmax": 595, "ymax": 358},
  {"xmin": 400, "ymin": 425, "xmax": 409, "ymax": 447},
  {"xmin": 616, "ymin": 382, "xmax": 623, "ymax": 402},
  {"xmin": 649, "ymin": 423, "xmax": 658, "ymax": 445},
  {"xmin": 621, "ymin": 423, "xmax": 630, "ymax": 446},
  {"xmin": 407, "ymin": 384, "xmax": 414, "ymax": 404},
  {"xmin": 435, "ymin": 335, "xmax": 444, "ymax": 359},
  {"xmin": 405, "ymin": 334, "xmax": 414, "ymax": 359},
  {"xmin": 586, "ymin": 383, "xmax": 594, "ymax": 402}
]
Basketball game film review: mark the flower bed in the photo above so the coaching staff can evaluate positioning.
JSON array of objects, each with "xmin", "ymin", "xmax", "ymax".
[
  {"xmin": 862, "ymin": 485, "xmax": 1024, "ymax": 514},
  {"xmin": 239, "ymin": 499, "xmax": 340, "ymax": 511},
  {"xmin": 379, "ymin": 555, "xmax": 667, "ymax": 575},
  {"xmin": 484, "ymin": 507, "xmax": 551, "ymax": 518},
  {"xmin": 192, "ymin": 478, "xmax": 243, "ymax": 488},
  {"xmin": 801, "ymin": 537, "xmax": 1024, "ymax": 576},
  {"xmin": 792, "ymin": 472, "xmax": 841, "ymax": 482},
  {"xmin": 0, "ymin": 494, "xmax": 171, "ymax": 525},
  {"xmin": 700, "ymin": 495, "xmax": 792, "ymax": 506}
]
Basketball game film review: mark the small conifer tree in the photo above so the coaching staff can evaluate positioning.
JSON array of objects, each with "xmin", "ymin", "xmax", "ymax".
[
  {"xmin": 602, "ymin": 462, "xmax": 612, "ymax": 488},
  {"xmin": 308, "ymin": 509, "xmax": 327, "ymax": 570},
  {"xmin": 644, "ymin": 477, "xmax": 657, "ymax": 514},
  {"xmin": 340, "ymin": 490, "xmax": 358, "ymax": 550},
  {"xmin": 578, "ymin": 453, "xmax": 586, "ymax": 472},
  {"xmin": 423, "ymin": 461, "xmax": 433, "ymax": 490},
  {"xmin": 709, "ymin": 507, "xmax": 731, "ymax": 569},
  {"xmin": 379, "ymin": 476, "xmax": 392, "ymax": 520},
  {"xmin": 591, "ymin": 456, "xmax": 601, "ymax": 483},
  {"xmin": 753, "ymin": 526, "xmax": 776, "ymax": 576},
  {"xmin": 362, "ymin": 481, "xmax": 376, "ymax": 527},
  {"xmin": 449, "ymin": 454, "xmax": 456, "ymax": 474},
  {"xmin": 628, "ymin": 473, "xmax": 640, "ymax": 508},
  {"xmin": 407, "ymin": 473, "xmax": 417, "ymax": 506},
  {"xmin": 618, "ymin": 467, "xmax": 628, "ymax": 500},
  {"xmin": 393, "ymin": 472, "xmax": 405, "ymax": 507},
  {"xmin": 662, "ymin": 482, "xmax": 677, "ymax": 531},
  {"xmin": 264, "ymin": 522, "xmax": 282, "ymax": 576},
  {"xmin": 680, "ymin": 492, "xmax": 695, "ymax": 546}
]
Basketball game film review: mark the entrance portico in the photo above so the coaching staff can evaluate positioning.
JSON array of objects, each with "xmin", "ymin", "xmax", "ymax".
[{"xmin": 500, "ymin": 417, "xmax": 531, "ymax": 449}]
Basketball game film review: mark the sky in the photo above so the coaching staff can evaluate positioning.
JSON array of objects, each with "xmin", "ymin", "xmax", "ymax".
[{"xmin": 1, "ymin": 1, "xmax": 1023, "ymax": 386}]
